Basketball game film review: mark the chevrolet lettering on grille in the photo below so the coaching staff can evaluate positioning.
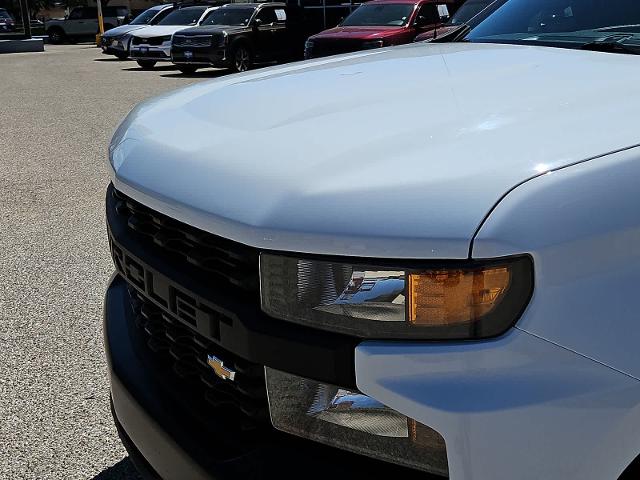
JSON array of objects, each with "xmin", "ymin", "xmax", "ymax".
[{"xmin": 108, "ymin": 234, "xmax": 233, "ymax": 340}]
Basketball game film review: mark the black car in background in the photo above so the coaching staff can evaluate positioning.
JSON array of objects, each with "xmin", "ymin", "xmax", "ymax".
[
  {"xmin": 0, "ymin": 8, "xmax": 15, "ymax": 32},
  {"xmin": 171, "ymin": 2, "xmax": 306, "ymax": 73}
]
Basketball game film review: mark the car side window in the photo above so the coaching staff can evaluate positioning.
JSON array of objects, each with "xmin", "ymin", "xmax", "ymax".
[
  {"xmin": 81, "ymin": 7, "xmax": 97, "ymax": 20},
  {"xmin": 68, "ymin": 8, "xmax": 83, "ymax": 20},
  {"xmin": 200, "ymin": 10, "xmax": 215, "ymax": 24},
  {"xmin": 152, "ymin": 9, "xmax": 171, "ymax": 24},
  {"xmin": 256, "ymin": 7, "xmax": 278, "ymax": 25},
  {"xmin": 416, "ymin": 4, "xmax": 441, "ymax": 25}
]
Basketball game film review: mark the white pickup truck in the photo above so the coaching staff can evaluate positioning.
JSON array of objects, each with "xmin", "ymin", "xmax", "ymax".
[
  {"xmin": 45, "ymin": 6, "xmax": 128, "ymax": 44},
  {"xmin": 104, "ymin": 0, "xmax": 640, "ymax": 479}
]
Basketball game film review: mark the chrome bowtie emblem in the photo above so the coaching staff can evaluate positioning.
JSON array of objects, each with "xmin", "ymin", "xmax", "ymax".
[{"xmin": 207, "ymin": 355, "xmax": 236, "ymax": 381}]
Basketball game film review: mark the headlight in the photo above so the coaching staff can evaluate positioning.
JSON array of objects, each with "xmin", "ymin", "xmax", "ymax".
[
  {"xmin": 266, "ymin": 368, "xmax": 448, "ymax": 475},
  {"xmin": 260, "ymin": 254, "xmax": 533, "ymax": 339},
  {"xmin": 362, "ymin": 39, "xmax": 384, "ymax": 49},
  {"xmin": 161, "ymin": 35, "xmax": 172, "ymax": 42},
  {"xmin": 305, "ymin": 39, "xmax": 314, "ymax": 49},
  {"xmin": 212, "ymin": 33, "xmax": 227, "ymax": 48}
]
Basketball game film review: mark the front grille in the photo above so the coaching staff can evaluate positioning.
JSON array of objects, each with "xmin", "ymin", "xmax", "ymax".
[
  {"xmin": 132, "ymin": 50, "xmax": 169, "ymax": 59},
  {"xmin": 129, "ymin": 287, "xmax": 270, "ymax": 425},
  {"xmin": 107, "ymin": 183, "xmax": 359, "ymax": 388},
  {"xmin": 111, "ymin": 188, "xmax": 259, "ymax": 291},
  {"xmin": 173, "ymin": 34, "xmax": 212, "ymax": 47},
  {"xmin": 132, "ymin": 36, "xmax": 167, "ymax": 46},
  {"xmin": 309, "ymin": 39, "xmax": 365, "ymax": 58}
]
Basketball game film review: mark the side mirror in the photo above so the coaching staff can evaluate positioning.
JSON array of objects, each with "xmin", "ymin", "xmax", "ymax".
[
  {"xmin": 253, "ymin": 18, "xmax": 262, "ymax": 28},
  {"xmin": 414, "ymin": 15, "xmax": 427, "ymax": 28}
]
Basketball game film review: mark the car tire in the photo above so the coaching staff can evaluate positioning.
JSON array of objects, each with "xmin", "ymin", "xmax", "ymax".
[
  {"xmin": 47, "ymin": 27, "xmax": 65, "ymax": 44},
  {"xmin": 177, "ymin": 65, "xmax": 198, "ymax": 74},
  {"xmin": 115, "ymin": 51, "xmax": 128, "ymax": 60},
  {"xmin": 137, "ymin": 60, "xmax": 157, "ymax": 69},
  {"xmin": 231, "ymin": 44, "xmax": 252, "ymax": 73}
]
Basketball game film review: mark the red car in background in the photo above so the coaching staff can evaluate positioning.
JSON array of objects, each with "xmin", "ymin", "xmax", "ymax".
[
  {"xmin": 414, "ymin": 0, "xmax": 496, "ymax": 42},
  {"xmin": 304, "ymin": 0, "xmax": 461, "ymax": 59}
]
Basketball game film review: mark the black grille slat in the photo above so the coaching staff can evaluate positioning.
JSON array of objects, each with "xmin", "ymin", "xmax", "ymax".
[
  {"xmin": 173, "ymin": 35, "xmax": 212, "ymax": 48},
  {"xmin": 112, "ymin": 188, "xmax": 259, "ymax": 291},
  {"xmin": 311, "ymin": 39, "xmax": 367, "ymax": 57},
  {"xmin": 112, "ymin": 189, "xmax": 258, "ymax": 291},
  {"xmin": 129, "ymin": 288, "xmax": 269, "ymax": 424}
]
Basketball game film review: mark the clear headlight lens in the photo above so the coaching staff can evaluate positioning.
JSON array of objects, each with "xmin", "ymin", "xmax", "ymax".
[
  {"xmin": 260, "ymin": 254, "xmax": 533, "ymax": 339},
  {"xmin": 265, "ymin": 368, "xmax": 448, "ymax": 476}
]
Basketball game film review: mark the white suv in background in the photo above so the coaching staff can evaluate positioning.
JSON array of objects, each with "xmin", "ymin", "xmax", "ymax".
[
  {"xmin": 45, "ymin": 6, "xmax": 128, "ymax": 44},
  {"xmin": 129, "ymin": 5, "xmax": 218, "ymax": 69}
]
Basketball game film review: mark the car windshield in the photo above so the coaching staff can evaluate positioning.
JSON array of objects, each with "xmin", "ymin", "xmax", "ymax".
[
  {"xmin": 200, "ymin": 7, "xmax": 255, "ymax": 26},
  {"xmin": 157, "ymin": 7, "xmax": 206, "ymax": 26},
  {"xmin": 341, "ymin": 4, "xmax": 415, "ymax": 27},
  {"xmin": 463, "ymin": 0, "xmax": 640, "ymax": 49},
  {"xmin": 449, "ymin": 0, "xmax": 494, "ymax": 25},
  {"xmin": 130, "ymin": 8, "xmax": 161, "ymax": 25}
]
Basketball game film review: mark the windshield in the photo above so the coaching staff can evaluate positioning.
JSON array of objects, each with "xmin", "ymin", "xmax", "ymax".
[
  {"xmin": 201, "ymin": 7, "xmax": 255, "ymax": 26},
  {"xmin": 158, "ymin": 7, "xmax": 206, "ymax": 26},
  {"xmin": 130, "ymin": 8, "xmax": 161, "ymax": 25},
  {"xmin": 449, "ymin": 0, "xmax": 493, "ymax": 25},
  {"xmin": 465, "ymin": 0, "xmax": 640, "ymax": 45},
  {"xmin": 341, "ymin": 4, "xmax": 415, "ymax": 27}
]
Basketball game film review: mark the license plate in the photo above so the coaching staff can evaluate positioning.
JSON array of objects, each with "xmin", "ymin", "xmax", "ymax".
[
  {"xmin": 139, "ymin": 47, "xmax": 148, "ymax": 53},
  {"xmin": 184, "ymin": 50, "xmax": 193, "ymax": 59}
]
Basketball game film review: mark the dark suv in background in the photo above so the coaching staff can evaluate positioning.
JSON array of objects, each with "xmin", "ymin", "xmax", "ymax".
[{"xmin": 171, "ymin": 2, "xmax": 307, "ymax": 73}]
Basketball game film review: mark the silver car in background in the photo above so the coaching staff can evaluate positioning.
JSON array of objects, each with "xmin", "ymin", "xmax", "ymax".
[
  {"xmin": 101, "ymin": 4, "xmax": 175, "ymax": 60},
  {"xmin": 129, "ymin": 5, "xmax": 218, "ymax": 69}
]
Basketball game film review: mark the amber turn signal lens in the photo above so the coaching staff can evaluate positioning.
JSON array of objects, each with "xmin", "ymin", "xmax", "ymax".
[{"xmin": 408, "ymin": 266, "xmax": 511, "ymax": 326}]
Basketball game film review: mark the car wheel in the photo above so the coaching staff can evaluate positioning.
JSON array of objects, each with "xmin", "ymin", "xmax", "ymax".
[
  {"xmin": 115, "ymin": 51, "xmax": 128, "ymax": 60},
  {"xmin": 177, "ymin": 65, "xmax": 198, "ymax": 74},
  {"xmin": 137, "ymin": 60, "xmax": 157, "ymax": 69},
  {"xmin": 47, "ymin": 27, "xmax": 65, "ymax": 44},
  {"xmin": 231, "ymin": 45, "xmax": 252, "ymax": 73}
]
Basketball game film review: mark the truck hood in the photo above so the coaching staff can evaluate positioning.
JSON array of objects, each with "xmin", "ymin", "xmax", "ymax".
[
  {"xmin": 131, "ymin": 25, "xmax": 192, "ymax": 38},
  {"xmin": 311, "ymin": 26, "xmax": 407, "ymax": 41},
  {"xmin": 109, "ymin": 42, "xmax": 640, "ymax": 259},
  {"xmin": 177, "ymin": 24, "xmax": 249, "ymax": 35},
  {"xmin": 103, "ymin": 24, "xmax": 144, "ymax": 38}
]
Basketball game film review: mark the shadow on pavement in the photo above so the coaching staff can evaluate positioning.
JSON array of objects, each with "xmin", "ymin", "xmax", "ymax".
[
  {"xmin": 122, "ymin": 65, "xmax": 177, "ymax": 72},
  {"xmin": 91, "ymin": 457, "xmax": 141, "ymax": 480},
  {"xmin": 160, "ymin": 69, "xmax": 229, "ymax": 79},
  {"xmin": 94, "ymin": 57, "xmax": 130, "ymax": 62}
]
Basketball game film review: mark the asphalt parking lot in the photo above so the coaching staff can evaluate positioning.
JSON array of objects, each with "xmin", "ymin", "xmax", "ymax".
[{"xmin": 0, "ymin": 44, "xmax": 227, "ymax": 480}]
